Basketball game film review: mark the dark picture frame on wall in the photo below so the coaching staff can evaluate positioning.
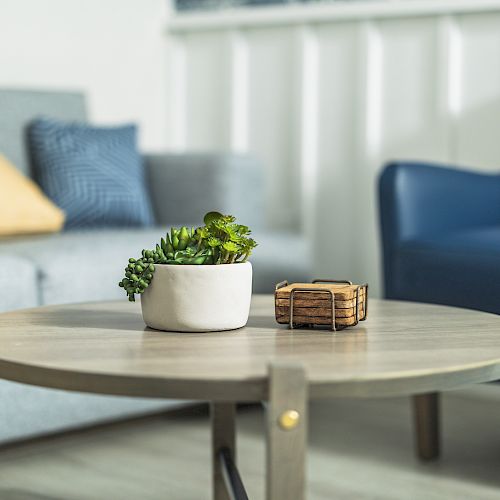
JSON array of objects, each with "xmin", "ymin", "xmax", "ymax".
[{"xmin": 175, "ymin": 0, "xmax": 331, "ymax": 11}]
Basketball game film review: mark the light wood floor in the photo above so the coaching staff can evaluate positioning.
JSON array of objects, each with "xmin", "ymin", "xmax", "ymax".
[{"xmin": 1, "ymin": 386, "xmax": 500, "ymax": 500}]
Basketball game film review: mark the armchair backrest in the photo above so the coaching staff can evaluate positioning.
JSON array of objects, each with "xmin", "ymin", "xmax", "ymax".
[
  {"xmin": 379, "ymin": 161, "xmax": 500, "ymax": 297},
  {"xmin": 379, "ymin": 162, "xmax": 500, "ymax": 243}
]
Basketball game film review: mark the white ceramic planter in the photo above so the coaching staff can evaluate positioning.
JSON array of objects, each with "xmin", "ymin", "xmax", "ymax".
[{"xmin": 140, "ymin": 262, "xmax": 252, "ymax": 332}]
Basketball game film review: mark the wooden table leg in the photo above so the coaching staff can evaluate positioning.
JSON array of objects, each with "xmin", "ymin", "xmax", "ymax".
[
  {"xmin": 412, "ymin": 392, "xmax": 440, "ymax": 461},
  {"xmin": 266, "ymin": 362, "xmax": 308, "ymax": 500},
  {"xmin": 211, "ymin": 402, "xmax": 236, "ymax": 500}
]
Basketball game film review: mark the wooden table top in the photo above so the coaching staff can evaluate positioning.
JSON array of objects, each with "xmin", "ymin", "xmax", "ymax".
[{"xmin": 0, "ymin": 295, "xmax": 500, "ymax": 401}]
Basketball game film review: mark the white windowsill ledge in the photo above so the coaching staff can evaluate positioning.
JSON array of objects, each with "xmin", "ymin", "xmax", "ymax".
[{"xmin": 168, "ymin": 0, "xmax": 500, "ymax": 33}]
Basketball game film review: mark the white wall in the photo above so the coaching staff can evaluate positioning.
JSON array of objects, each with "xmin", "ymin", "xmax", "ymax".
[
  {"xmin": 0, "ymin": 0, "xmax": 169, "ymax": 152},
  {"xmin": 166, "ymin": 0, "xmax": 500, "ymax": 296}
]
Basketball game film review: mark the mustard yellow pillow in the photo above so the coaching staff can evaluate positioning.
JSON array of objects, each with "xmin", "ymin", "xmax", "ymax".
[{"xmin": 0, "ymin": 154, "xmax": 65, "ymax": 235}]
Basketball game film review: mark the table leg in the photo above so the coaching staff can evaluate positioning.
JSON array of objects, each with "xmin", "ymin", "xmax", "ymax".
[
  {"xmin": 412, "ymin": 392, "xmax": 440, "ymax": 461},
  {"xmin": 211, "ymin": 402, "xmax": 236, "ymax": 500},
  {"xmin": 266, "ymin": 362, "xmax": 308, "ymax": 500}
]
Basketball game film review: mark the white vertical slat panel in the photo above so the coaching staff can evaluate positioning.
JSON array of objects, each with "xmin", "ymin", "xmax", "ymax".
[
  {"xmin": 229, "ymin": 30, "xmax": 250, "ymax": 153},
  {"xmin": 313, "ymin": 23, "xmax": 359, "ymax": 279},
  {"xmin": 354, "ymin": 17, "xmax": 446, "ymax": 295},
  {"xmin": 377, "ymin": 17, "xmax": 446, "ymax": 161},
  {"xmin": 436, "ymin": 15, "xmax": 462, "ymax": 162},
  {"xmin": 347, "ymin": 21, "xmax": 385, "ymax": 293},
  {"xmin": 183, "ymin": 31, "xmax": 231, "ymax": 150},
  {"xmin": 166, "ymin": 34, "xmax": 187, "ymax": 151},
  {"xmin": 246, "ymin": 27, "xmax": 299, "ymax": 231},
  {"xmin": 297, "ymin": 25, "xmax": 319, "ymax": 237},
  {"xmin": 456, "ymin": 12, "xmax": 500, "ymax": 170}
]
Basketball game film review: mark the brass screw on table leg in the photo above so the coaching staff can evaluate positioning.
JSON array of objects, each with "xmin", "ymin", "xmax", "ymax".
[{"xmin": 278, "ymin": 410, "xmax": 300, "ymax": 430}]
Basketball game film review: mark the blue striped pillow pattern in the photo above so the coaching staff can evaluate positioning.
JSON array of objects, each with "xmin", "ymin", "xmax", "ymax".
[{"xmin": 28, "ymin": 118, "xmax": 155, "ymax": 229}]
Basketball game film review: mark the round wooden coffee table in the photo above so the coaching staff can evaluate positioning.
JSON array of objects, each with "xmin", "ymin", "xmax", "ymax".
[{"xmin": 1, "ymin": 295, "xmax": 500, "ymax": 499}]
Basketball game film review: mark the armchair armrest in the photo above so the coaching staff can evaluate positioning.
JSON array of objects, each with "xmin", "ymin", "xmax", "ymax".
[{"xmin": 144, "ymin": 153, "xmax": 264, "ymax": 229}]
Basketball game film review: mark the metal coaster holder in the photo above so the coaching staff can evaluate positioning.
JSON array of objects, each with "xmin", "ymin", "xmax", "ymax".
[{"xmin": 275, "ymin": 278, "xmax": 369, "ymax": 332}]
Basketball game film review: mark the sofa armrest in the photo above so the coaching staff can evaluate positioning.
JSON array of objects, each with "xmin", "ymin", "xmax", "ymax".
[{"xmin": 144, "ymin": 153, "xmax": 264, "ymax": 229}]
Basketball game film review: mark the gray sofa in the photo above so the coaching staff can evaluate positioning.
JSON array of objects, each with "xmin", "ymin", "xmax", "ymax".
[{"xmin": 0, "ymin": 89, "xmax": 311, "ymax": 444}]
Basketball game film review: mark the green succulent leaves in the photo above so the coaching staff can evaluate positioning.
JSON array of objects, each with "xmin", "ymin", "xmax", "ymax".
[
  {"xmin": 203, "ymin": 211, "xmax": 224, "ymax": 226},
  {"xmin": 119, "ymin": 211, "xmax": 258, "ymax": 302}
]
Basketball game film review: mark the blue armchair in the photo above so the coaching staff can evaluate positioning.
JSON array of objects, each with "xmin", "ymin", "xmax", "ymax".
[
  {"xmin": 379, "ymin": 161, "xmax": 500, "ymax": 461},
  {"xmin": 379, "ymin": 161, "xmax": 500, "ymax": 314}
]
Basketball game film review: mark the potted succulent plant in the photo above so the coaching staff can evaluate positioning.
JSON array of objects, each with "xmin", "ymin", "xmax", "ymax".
[{"xmin": 119, "ymin": 211, "xmax": 257, "ymax": 332}]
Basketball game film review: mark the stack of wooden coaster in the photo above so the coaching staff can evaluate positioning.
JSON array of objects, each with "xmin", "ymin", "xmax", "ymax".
[{"xmin": 274, "ymin": 280, "xmax": 368, "ymax": 331}]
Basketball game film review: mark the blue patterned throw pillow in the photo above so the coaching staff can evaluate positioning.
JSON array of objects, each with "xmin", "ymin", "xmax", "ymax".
[{"xmin": 28, "ymin": 118, "xmax": 155, "ymax": 229}]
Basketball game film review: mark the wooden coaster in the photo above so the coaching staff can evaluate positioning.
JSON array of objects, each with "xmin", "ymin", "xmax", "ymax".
[{"xmin": 275, "ymin": 282, "xmax": 368, "ymax": 330}]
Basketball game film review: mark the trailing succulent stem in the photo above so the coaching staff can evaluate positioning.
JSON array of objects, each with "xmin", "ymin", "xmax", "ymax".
[{"xmin": 119, "ymin": 211, "xmax": 257, "ymax": 302}]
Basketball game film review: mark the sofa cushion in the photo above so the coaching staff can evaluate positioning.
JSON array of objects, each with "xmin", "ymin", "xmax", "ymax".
[
  {"xmin": 0, "ymin": 254, "xmax": 38, "ymax": 312},
  {"xmin": 0, "ymin": 228, "xmax": 166, "ymax": 305},
  {"xmin": 0, "ymin": 229, "xmax": 311, "ymax": 305},
  {"xmin": 393, "ymin": 227, "xmax": 500, "ymax": 314},
  {"xmin": 28, "ymin": 118, "xmax": 155, "ymax": 229}
]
